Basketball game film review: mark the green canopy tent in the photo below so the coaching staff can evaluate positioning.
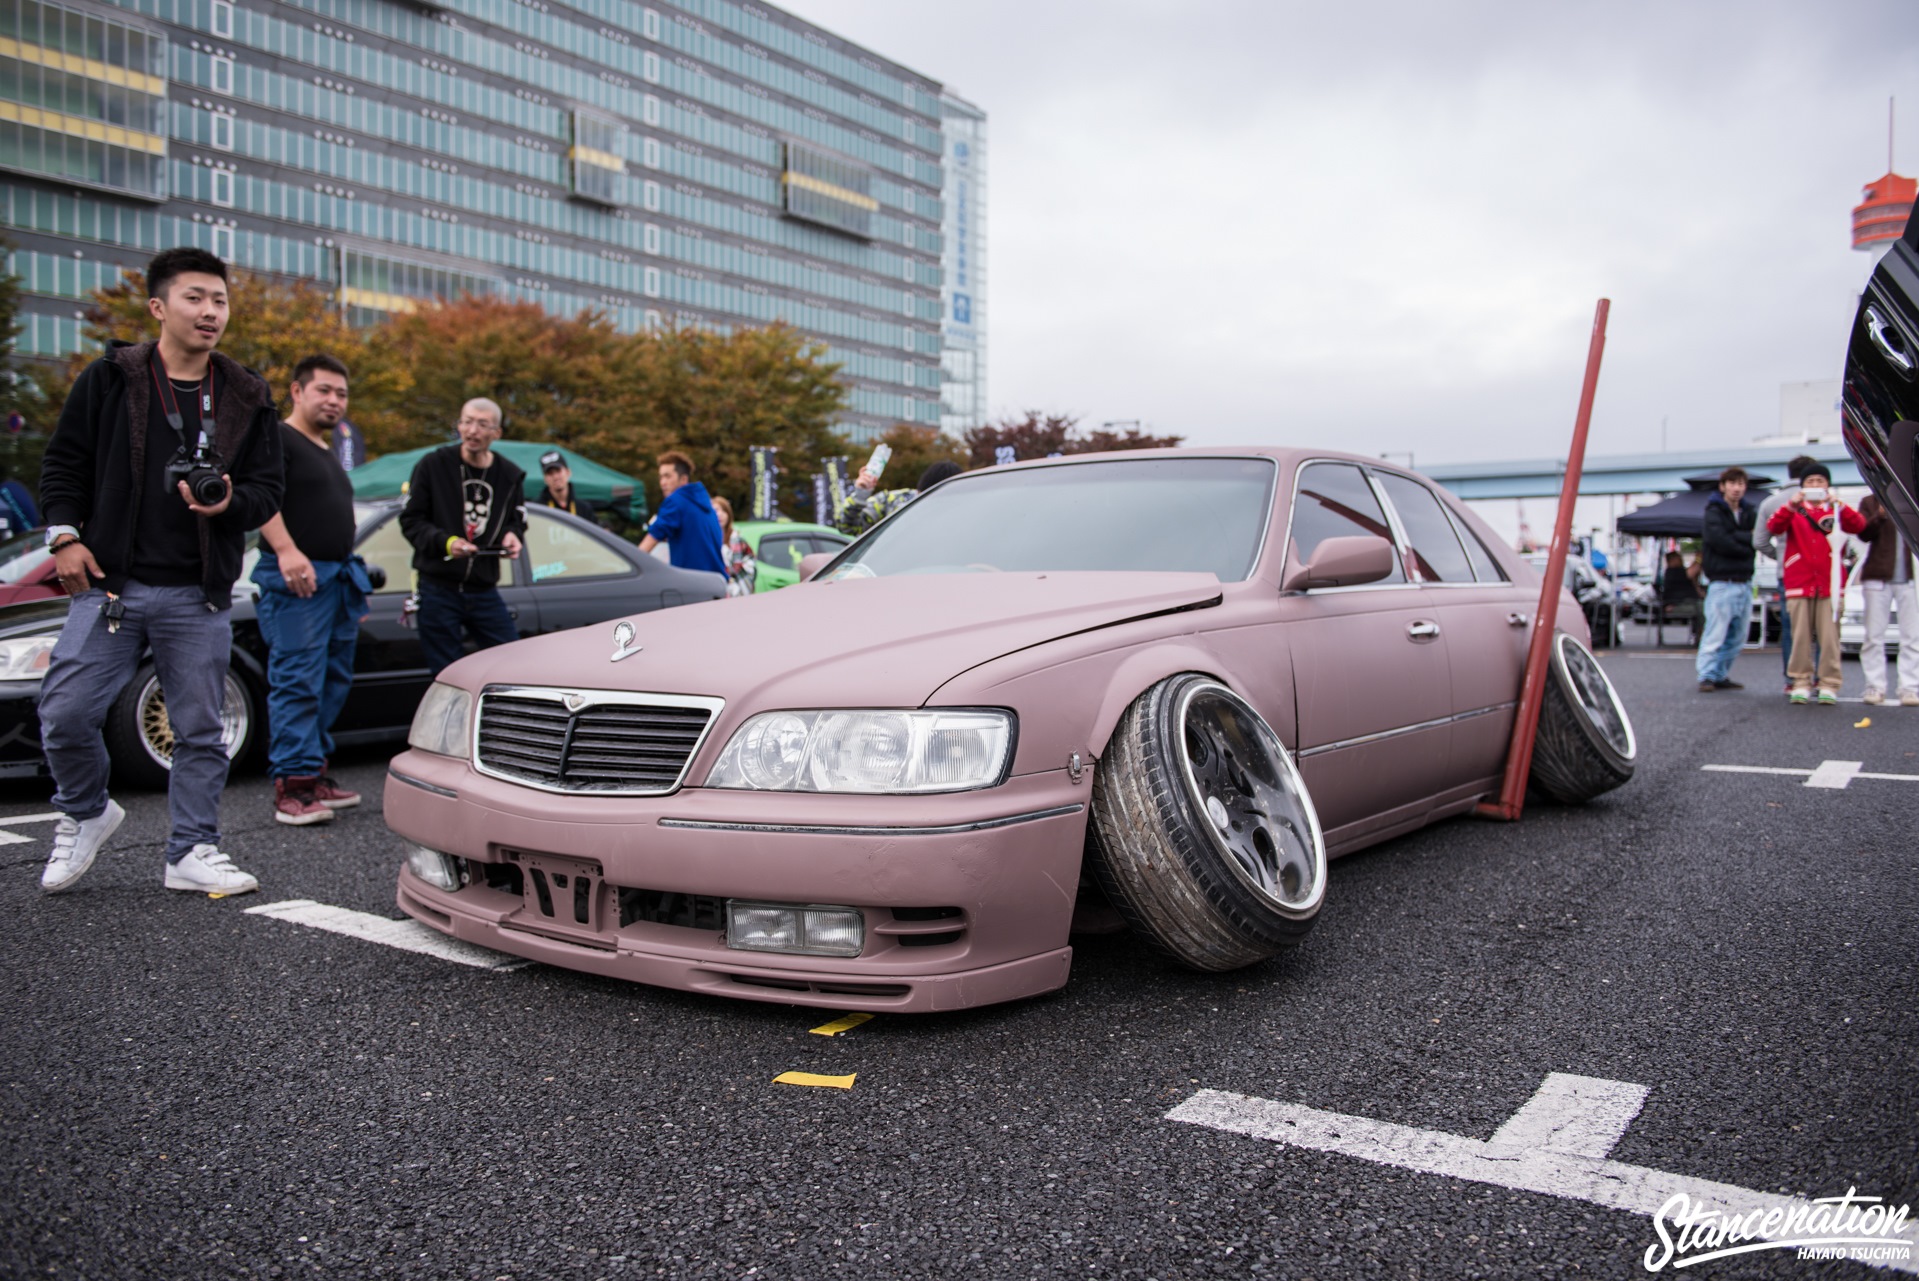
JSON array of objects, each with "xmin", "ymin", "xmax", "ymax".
[{"xmin": 347, "ymin": 441, "xmax": 647, "ymax": 524}]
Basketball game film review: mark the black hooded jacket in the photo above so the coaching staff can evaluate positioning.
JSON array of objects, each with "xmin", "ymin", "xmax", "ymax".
[
  {"xmin": 39, "ymin": 340, "xmax": 285, "ymax": 610},
  {"xmin": 1701, "ymin": 493, "xmax": 1757, "ymax": 583}
]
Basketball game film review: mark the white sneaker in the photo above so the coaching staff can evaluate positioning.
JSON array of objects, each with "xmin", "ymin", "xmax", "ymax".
[
  {"xmin": 1903, "ymin": 690, "xmax": 1919, "ymax": 708},
  {"xmin": 40, "ymin": 800, "xmax": 126, "ymax": 894},
  {"xmin": 164, "ymin": 844, "xmax": 259, "ymax": 896},
  {"xmin": 1863, "ymin": 688, "xmax": 1886, "ymax": 706}
]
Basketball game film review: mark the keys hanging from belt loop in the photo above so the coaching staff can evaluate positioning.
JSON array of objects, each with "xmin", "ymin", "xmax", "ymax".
[{"xmin": 104, "ymin": 593, "xmax": 125, "ymax": 634}]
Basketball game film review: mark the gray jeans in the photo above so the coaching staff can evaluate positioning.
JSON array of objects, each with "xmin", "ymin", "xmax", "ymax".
[{"xmin": 40, "ymin": 583, "xmax": 234, "ymax": 862}]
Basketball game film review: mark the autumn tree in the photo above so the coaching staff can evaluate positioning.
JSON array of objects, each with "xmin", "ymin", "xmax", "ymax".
[
  {"xmin": 963, "ymin": 410, "xmax": 1183, "ymax": 468},
  {"xmin": 585, "ymin": 321, "xmax": 849, "ymax": 514},
  {"xmin": 374, "ymin": 295, "xmax": 625, "ymax": 454},
  {"xmin": 33, "ymin": 267, "xmax": 410, "ymax": 443},
  {"xmin": 867, "ymin": 422, "xmax": 966, "ymax": 489}
]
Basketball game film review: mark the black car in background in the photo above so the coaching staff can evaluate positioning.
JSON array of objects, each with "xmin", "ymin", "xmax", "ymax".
[
  {"xmin": 0, "ymin": 502, "xmax": 725, "ymax": 786},
  {"xmin": 1846, "ymin": 209, "xmax": 1919, "ymax": 549}
]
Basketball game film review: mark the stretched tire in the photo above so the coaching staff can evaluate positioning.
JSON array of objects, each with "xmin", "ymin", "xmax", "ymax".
[
  {"xmin": 1089, "ymin": 674, "xmax": 1327, "ymax": 971},
  {"xmin": 104, "ymin": 662, "xmax": 258, "ymax": 791},
  {"xmin": 1529, "ymin": 633, "xmax": 1635, "ymax": 803}
]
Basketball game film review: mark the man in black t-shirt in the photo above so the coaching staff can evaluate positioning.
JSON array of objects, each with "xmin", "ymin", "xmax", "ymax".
[
  {"xmin": 399, "ymin": 398, "xmax": 526, "ymax": 676},
  {"xmin": 252, "ymin": 355, "xmax": 369, "ymax": 826}
]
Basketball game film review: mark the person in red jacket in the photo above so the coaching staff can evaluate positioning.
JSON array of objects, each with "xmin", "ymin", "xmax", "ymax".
[{"xmin": 1766, "ymin": 465, "xmax": 1867, "ymax": 704}]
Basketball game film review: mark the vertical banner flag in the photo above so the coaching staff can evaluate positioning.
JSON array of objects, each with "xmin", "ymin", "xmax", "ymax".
[
  {"xmin": 813, "ymin": 473, "xmax": 830, "ymax": 525},
  {"xmin": 750, "ymin": 446, "xmax": 780, "ymax": 521},
  {"xmin": 333, "ymin": 420, "xmax": 367, "ymax": 471},
  {"xmin": 994, "ymin": 445, "xmax": 1016, "ymax": 466},
  {"xmin": 822, "ymin": 456, "xmax": 852, "ymax": 507}
]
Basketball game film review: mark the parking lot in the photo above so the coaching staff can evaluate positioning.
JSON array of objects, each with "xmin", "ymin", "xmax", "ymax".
[{"xmin": 2, "ymin": 648, "xmax": 1915, "ymax": 1280}]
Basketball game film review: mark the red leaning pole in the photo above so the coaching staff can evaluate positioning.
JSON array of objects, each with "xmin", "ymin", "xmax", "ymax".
[{"xmin": 1477, "ymin": 298, "xmax": 1611, "ymax": 822}]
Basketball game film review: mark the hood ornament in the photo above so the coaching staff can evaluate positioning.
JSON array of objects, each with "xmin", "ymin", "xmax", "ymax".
[
  {"xmin": 610, "ymin": 620, "xmax": 642, "ymax": 662},
  {"xmin": 563, "ymin": 692, "xmax": 586, "ymax": 712}
]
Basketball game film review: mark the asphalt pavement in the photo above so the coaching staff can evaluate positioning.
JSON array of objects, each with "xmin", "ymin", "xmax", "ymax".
[{"xmin": 2, "ymin": 643, "xmax": 1914, "ymax": 1280}]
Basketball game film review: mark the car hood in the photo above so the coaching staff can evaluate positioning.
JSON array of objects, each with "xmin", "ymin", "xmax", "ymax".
[{"xmin": 443, "ymin": 571, "xmax": 1224, "ymax": 708}]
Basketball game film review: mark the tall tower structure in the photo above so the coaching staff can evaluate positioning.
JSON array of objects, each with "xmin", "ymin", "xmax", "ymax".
[{"xmin": 1853, "ymin": 99, "xmax": 1914, "ymax": 265}]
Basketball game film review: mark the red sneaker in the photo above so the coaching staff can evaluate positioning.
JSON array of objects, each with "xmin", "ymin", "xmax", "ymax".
[
  {"xmin": 275, "ymin": 777, "xmax": 336, "ymax": 826},
  {"xmin": 310, "ymin": 773, "xmax": 361, "ymax": 811}
]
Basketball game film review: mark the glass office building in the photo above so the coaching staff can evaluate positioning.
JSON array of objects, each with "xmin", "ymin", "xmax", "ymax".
[
  {"xmin": 937, "ymin": 88, "xmax": 982, "ymax": 434},
  {"xmin": 0, "ymin": 0, "xmax": 980, "ymax": 443}
]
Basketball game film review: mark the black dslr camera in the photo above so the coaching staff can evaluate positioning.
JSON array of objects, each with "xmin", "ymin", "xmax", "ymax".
[{"xmin": 167, "ymin": 441, "xmax": 226, "ymax": 507}]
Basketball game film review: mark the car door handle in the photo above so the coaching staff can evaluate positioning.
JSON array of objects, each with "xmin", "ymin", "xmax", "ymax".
[
  {"xmin": 1507, "ymin": 612, "xmax": 1529, "ymax": 627},
  {"xmin": 1407, "ymin": 620, "xmax": 1440, "ymax": 639},
  {"xmin": 1865, "ymin": 305, "xmax": 1914, "ymax": 373}
]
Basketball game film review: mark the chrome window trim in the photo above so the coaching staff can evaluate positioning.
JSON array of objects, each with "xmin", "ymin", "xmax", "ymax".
[
  {"xmin": 1368, "ymin": 467, "xmax": 1479, "ymax": 587},
  {"xmin": 472, "ymin": 685, "xmax": 726, "ymax": 797},
  {"xmin": 658, "ymin": 803, "xmax": 1084, "ymax": 837},
  {"xmin": 1296, "ymin": 701, "xmax": 1517, "ymax": 758}
]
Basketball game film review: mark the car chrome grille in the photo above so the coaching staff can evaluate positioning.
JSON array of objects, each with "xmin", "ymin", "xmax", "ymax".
[{"xmin": 474, "ymin": 687, "xmax": 722, "ymax": 795}]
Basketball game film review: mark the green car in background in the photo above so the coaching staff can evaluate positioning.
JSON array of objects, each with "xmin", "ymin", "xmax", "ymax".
[{"xmin": 734, "ymin": 520, "xmax": 851, "ymax": 592}]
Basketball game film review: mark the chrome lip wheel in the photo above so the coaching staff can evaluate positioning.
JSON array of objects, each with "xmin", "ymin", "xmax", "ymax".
[
  {"xmin": 137, "ymin": 674, "xmax": 249, "ymax": 770},
  {"xmin": 1557, "ymin": 635, "xmax": 1635, "ymax": 761},
  {"xmin": 1174, "ymin": 681, "xmax": 1326, "ymax": 917}
]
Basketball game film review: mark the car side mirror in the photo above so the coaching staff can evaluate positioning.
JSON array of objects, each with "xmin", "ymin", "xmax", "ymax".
[
  {"xmin": 1282, "ymin": 534, "xmax": 1397, "ymax": 591},
  {"xmin": 797, "ymin": 551, "xmax": 835, "ymax": 582},
  {"xmin": 365, "ymin": 565, "xmax": 387, "ymax": 591}
]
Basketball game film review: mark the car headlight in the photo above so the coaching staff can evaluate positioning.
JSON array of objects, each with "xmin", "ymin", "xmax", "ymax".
[
  {"xmin": 407, "ymin": 682, "xmax": 473, "ymax": 758},
  {"xmin": 706, "ymin": 709, "xmax": 1014, "ymax": 793},
  {"xmin": 0, "ymin": 635, "xmax": 57, "ymax": 681}
]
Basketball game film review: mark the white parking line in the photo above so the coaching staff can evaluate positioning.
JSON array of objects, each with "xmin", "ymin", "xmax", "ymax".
[
  {"xmin": 245, "ymin": 899, "xmax": 530, "ymax": 972},
  {"xmin": 1703, "ymin": 761, "xmax": 1919, "ymax": 790},
  {"xmin": 1167, "ymin": 1073, "xmax": 1919, "ymax": 1274},
  {"xmin": 0, "ymin": 812, "xmax": 65, "ymax": 845}
]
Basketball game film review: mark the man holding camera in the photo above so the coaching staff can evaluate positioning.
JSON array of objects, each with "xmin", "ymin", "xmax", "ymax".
[
  {"xmin": 400, "ymin": 398, "xmax": 525, "ymax": 676},
  {"xmin": 252, "ymin": 355, "xmax": 370, "ymax": 826},
  {"xmin": 1767, "ymin": 464, "xmax": 1867, "ymax": 705},
  {"xmin": 36, "ymin": 247, "xmax": 285, "ymax": 895}
]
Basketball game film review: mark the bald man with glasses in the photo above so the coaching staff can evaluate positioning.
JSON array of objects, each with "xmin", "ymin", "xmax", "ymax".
[{"xmin": 399, "ymin": 398, "xmax": 527, "ymax": 676}]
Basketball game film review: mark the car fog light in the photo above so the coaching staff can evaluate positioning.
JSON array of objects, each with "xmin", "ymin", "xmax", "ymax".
[
  {"xmin": 726, "ymin": 902, "xmax": 864, "ymax": 958},
  {"xmin": 406, "ymin": 844, "xmax": 460, "ymax": 891}
]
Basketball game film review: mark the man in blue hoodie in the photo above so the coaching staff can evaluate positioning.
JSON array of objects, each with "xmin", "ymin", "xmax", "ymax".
[{"xmin": 639, "ymin": 450, "xmax": 725, "ymax": 580}]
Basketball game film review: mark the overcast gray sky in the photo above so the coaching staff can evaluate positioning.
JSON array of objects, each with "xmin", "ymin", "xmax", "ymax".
[{"xmin": 786, "ymin": 0, "xmax": 1917, "ymax": 465}]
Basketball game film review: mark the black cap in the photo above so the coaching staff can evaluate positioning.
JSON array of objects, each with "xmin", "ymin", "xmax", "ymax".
[{"xmin": 540, "ymin": 450, "xmax": 565, "ymax": 472}]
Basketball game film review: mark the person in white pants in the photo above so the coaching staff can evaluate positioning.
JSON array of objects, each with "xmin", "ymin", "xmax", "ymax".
[{"xmin": 1858, "ymin": 494, "xmax": 1919, "ymax": 706}]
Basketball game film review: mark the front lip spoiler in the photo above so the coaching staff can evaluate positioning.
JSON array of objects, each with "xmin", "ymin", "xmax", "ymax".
[{"xmin": 656, "ymin": 803, "xmax": 1084, "ymax": 838}]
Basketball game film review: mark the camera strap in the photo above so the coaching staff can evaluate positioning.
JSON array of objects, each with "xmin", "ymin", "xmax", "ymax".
[{"xmin": 148, "ymin": 352, "xmax": 217, "ymax": 455}]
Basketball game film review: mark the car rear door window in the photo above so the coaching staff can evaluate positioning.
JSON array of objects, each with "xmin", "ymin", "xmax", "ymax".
[
  {"xmin": 356, "ymin": 514, "xmax": 416, "ymax": 594},
  {"xmin": 1289, "ymin": 463, "xmax": 1406, "ymax": 584},
  {"xmin": 1374, "ymin": 473, "xmax": 1475, "ymax": 584},
  {"xmin": 524, "ymin": 510, "xmax": 633, "ymax": 582},
  {"xmin": 759, "ymin": 535, "xmax": 806, "ymax": 570},
  {"xmin": 1447, "ymin": 510, "xmax": 1509, "ymax": 583}
]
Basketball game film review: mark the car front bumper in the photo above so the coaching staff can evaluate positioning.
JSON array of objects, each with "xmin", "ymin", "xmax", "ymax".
[{"xmin": 385, "ymin": 749, "xmax": 1089, "ymax": 1012}]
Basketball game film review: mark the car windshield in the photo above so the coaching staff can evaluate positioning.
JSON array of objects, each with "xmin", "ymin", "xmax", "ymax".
[
  {"xmin": 831, "ymin": 457, "xmax": 1276, "ymax": 581},
  {"xmin": 0, "ymin": 529, "xmax": 49, "ymax": 584}
]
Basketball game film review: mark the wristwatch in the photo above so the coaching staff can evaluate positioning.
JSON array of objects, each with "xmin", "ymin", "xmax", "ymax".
[{"xmin": 45, "ymin": 524, "xmax": 79, "ymax": 550}]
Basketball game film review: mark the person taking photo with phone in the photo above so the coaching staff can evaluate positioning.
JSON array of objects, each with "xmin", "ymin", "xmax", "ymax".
[
  {"xmin": 399, "ymin": 398, "xmax": 526, "ymax": 676},
  {"xmin": 1766, "ymin": 464, "xmax": 1867, "ymax": 705},
  {"xmin": 35, "ymin": 246, "xmax": 286, "ymax": 896}
]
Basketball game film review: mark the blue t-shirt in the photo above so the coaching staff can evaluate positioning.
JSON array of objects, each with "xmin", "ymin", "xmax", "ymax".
[{"xmin": 646, "ymin": 481, "xmax": 726, "ymax": 575}]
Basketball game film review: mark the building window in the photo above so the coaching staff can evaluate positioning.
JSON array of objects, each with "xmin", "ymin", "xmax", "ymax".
[
  {"xmin": 642, "ymin": 95, "xmax": 661, "ymax": 126},
  {"xmin": 643, "ymin": 267, "xmax": 660, "ymax": 297},
  {"xmin": 781, "ymin": 141, "xmax": 878, "ymax": 240},
  {"xmin": 568, "ymin": 108, "xmax": 623, "ymax": 207},
  {"xmin": 211, "ymin": 167, "xmax": 234, "ymax": 206},
  {"xmin": 642, "ymin": 180, "xmax": 660, "ymax": 212},
  {"xmin": 641, "ymin": 137, "xmax": 660, "ymax": 169},
  {"xmin": 211, "ymin": 113, "xmax": 233, "ymax": 151},
  {"xmin": 644, "ymin": 309, "xmax": 662, "ymax": 331},
  {"xmin": 641, "ymin": 52, "xmax": 660, "ymax": 83},
  {"xmin": 211, "ymin": 55, "xmax": 233, "ymax": 94},
  {"xmin": 642, "ymin": 8, "xmax": 660, "ymax": 39},
  {"xmin": 212, "ymin": 223, "xmax": 235, "ymax": 260},
  {"xmin": 643, "ymin": 223, "xmax": 661, "ymax": 254},
  {"xmin": 211, "ymin": 0, "xmax": 233, "ymax": 38}
]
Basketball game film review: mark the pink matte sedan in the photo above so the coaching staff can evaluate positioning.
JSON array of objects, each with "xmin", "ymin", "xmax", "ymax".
[{"xmin": 385, "ymin": 448, "xmax": 1636, "ymax": 1011}]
